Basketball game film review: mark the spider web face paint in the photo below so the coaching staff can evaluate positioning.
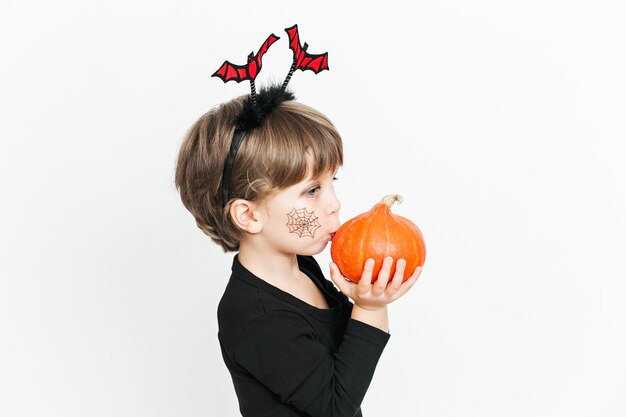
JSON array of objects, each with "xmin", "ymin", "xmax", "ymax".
[{"xmin": 286, "ymin": 208, "xmax": 321, "ymax": 238}]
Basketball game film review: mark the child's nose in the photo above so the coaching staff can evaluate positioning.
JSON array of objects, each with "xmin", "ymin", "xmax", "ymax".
[{"xmin": 327, "ymin": 192, "xmax": 341, "ymax": 216}]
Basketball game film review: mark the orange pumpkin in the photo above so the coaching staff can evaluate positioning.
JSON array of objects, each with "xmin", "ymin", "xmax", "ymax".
[{"xmin": 330, "ymin": 194, "xmax": 426, "ymax": 283}]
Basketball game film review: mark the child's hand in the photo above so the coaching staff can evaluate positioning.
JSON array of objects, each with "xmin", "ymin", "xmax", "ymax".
[{"xmin": 329, "ymin": 257, "xmax": 422, "ymax": 311}]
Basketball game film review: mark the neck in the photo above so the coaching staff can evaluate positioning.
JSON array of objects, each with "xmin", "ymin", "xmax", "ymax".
[{"xmin": 237, "ymin": 240, "xmax": 301, "ymax": 284}]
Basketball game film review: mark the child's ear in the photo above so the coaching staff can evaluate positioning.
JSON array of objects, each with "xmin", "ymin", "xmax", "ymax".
[{"xmin": 229, "ymin": 199, "xmax": 263, "ymax": 234}]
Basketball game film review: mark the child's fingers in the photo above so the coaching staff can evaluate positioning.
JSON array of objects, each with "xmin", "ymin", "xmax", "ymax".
[
  {"xmin": 390, "ymin": 266, "xmax": 422, "ymax": 301},
  {"xmin": 329, "ymin": 262, "xmax": 354, "ymax": 294},
  {"xmin": 387, "ymin": 258, "xmax": 406, "ymax": 294},
  {"xmin": 412, "ymin": 265, "xmax": 423, "ymax": 281},
  {"xmin": 372, "ymin": 257, "xmax": 393, "ymax": 296},
  {"xmin": 357, "ymin": 259, "xmax": 375, "ymax": 294}
]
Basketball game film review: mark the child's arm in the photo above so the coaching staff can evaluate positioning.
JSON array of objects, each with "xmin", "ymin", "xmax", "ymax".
[
  {"xmin": 329, "ymin": 257, "xmax": 422, "ymax": 332},
  {"xmin": 230, "ymin": 309, "xmax": 390, "ymax": 417}
]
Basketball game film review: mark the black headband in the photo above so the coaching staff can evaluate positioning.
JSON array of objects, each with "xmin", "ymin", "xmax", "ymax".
[{"xmin": 220, "ymin": 86, "xmax": 296, "ymax": 205}]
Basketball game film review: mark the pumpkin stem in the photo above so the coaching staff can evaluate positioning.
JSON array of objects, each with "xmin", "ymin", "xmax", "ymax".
[{"xmin": 381, "ymin": 194, "xmax": 403, "ymax": 207}]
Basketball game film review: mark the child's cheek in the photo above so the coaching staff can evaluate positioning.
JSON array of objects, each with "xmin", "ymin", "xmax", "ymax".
[{"xmin": 285, "ymin": 207, "xmax": 321, "ymax": 238}]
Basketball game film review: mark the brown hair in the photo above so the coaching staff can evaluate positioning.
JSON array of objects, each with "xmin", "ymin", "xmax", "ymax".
[{"xmin": 175, "ymin": 95, "xmax": 343, "ymax": 252}]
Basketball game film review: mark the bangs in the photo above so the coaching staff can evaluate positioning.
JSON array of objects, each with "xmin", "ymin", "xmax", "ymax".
[{"xmin": 240, "ymin": 101, "xmax": 343, "ymax": 191}]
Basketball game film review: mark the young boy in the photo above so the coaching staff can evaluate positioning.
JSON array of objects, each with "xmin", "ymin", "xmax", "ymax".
[{"xmin": 175, "ymin": 87, "xmax": 421, "ymax": 416}]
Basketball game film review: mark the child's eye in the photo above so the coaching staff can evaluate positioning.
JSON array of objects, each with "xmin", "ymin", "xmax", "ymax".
[{"xmin": 306, "ymin": 186, "xmax": 321, "ymax": 197}]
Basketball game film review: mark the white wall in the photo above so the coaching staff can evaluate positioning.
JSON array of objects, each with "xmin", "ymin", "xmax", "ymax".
[{"xmin": 1, "ymin": 1, "xmax": 625, "ymax": 416}]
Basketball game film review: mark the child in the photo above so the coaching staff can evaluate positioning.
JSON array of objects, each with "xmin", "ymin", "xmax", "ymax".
[{"xmin": 175, "ymin": 26, "xmax": 422, "ymax": 417}]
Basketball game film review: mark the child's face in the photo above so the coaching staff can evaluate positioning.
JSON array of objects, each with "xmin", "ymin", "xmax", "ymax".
[{"xmin": 257, "ymin": 169, "xmax": 341, "ymax": 256}]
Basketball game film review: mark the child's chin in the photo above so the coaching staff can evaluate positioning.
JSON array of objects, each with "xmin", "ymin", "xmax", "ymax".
[{"xmin": 297, "ymin": 241, "xmax": 329, "ymax": 257}]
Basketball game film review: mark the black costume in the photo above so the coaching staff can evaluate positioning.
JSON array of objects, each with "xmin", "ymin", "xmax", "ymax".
[{"xmin": 218, "ymin": 255, "xmax": 390, "ymax": 417}]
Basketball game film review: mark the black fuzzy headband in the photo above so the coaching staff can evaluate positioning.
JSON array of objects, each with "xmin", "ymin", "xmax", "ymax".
[{"xmin": 235, "ymin": 85, "xmax": 295, "ymax": 132}]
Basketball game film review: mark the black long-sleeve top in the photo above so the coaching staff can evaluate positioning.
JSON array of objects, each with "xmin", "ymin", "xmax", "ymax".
[{"xmin": 217, "ymin": 255, "xmax": 390, "ymax": 417}]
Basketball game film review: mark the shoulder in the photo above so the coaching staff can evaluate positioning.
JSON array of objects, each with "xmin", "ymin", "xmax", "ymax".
[{"xmin": 217, "ymin": 256, "xmax": 315, "ymax": 347}]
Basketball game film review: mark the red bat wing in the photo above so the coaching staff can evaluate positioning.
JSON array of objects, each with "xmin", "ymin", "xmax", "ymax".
[
  {"xmin": 285, "ymin": 24, "xmax": 302, "ymax": 57},
  {"xmin": 212, "ymin": 33, "xmax": 279, "ymax": 82},
  {"xmin": 284, "ymin": 24, "xmax": 329, "ymax": 73},
  {"xmin": 254, "ymin": 34, "xmax": 279, "ymax": 67},
  {"xmin": 212, "ymin": 60, "xmax": 251, "ymax": 83},
  {"xmin": 298, "ymin": 52, "xmax": 329, "ymax": 73}
]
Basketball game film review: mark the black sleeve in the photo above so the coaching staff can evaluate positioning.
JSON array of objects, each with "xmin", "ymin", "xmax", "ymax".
[{"xmin": 233, "ymin": 311, "xmax": 390, "ymax": 417}]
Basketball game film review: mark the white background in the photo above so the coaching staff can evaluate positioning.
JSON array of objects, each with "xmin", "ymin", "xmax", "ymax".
[{"xmin": 1, "ymin": 1, "xmax": 625, "ymax": 416}]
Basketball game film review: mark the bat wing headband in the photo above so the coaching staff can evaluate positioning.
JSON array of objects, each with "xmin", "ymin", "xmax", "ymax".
[{"xmin": 211, "ymin": 24, "xmax": 329, "ymax": 206}]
